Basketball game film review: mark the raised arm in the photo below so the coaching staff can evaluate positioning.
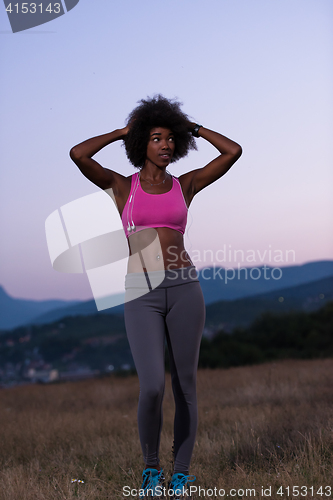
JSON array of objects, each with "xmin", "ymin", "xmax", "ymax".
[
  {"xmin": 69, "ymin": 126, "xmax": 129, "ymax": 190},
  {"xmin": 179, "ymin": 122, "xmax": 242, "ymax": 201}
]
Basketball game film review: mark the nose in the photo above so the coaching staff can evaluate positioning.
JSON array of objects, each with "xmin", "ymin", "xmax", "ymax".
[{"xmin": 161, "ymin": 139, "xmax": 170, "ymax": 149}]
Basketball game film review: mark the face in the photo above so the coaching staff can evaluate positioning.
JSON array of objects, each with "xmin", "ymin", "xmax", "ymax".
[{"xmin": 146, "ymin": 127, "xmax": 175, "ymax": 167}]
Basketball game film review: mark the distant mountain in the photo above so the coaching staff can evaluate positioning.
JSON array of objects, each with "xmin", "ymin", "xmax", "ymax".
[
  {"xmin": 205, "ymin": 275, "xmax": 333, "ymax": 332},
  {"xmin": 198, "ymin": 260, "xmax": 333, "ymax": 304},
  {"xmin": 1, "ymin": 280, "xmax": 331, "ymax": 385},
  {"xmin": 12, "ymin": 275, "xmax": 333, "ymax": 334},
  {"xmin": 1, "ymin": 260, "xmax": 333, "ymax": 331},
  {"xmin": 0, "ymin": 286, "xmax": 80, "ymax": 331},
  {"xmin": 30, "ymin": 292, "xmax": 125, "ymax": 327},
  {"xmin": 27, "ymin": 260, "xmax": 333, "ymax": 327}
]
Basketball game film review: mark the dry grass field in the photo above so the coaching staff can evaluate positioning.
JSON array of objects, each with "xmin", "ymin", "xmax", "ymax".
[{"xmin": 0, "ymin": 358, "xmax": 332, "ymax": 500}]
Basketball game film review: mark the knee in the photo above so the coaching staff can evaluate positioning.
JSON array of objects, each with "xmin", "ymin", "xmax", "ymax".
[
  {"xmin": 172, "ymin": 371, "xmax": 196, "ymax": 399},
  {"xmin": 140, "ymin": 381, "xmax": 165, "ymax": 404}
]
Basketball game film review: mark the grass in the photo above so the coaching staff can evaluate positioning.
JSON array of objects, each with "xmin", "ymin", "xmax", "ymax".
[{"xmin": 0, "ymin": 358, "xmax": 332, "ymax": 499}]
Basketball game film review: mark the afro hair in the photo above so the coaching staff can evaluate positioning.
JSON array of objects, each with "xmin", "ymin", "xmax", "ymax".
[{"xmin": 123, "ymin": 95, "xmax": 197, "ymax": 169}]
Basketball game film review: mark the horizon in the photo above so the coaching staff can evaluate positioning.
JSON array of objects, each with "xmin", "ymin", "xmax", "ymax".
[
  {"xmin": 1, "ymin": 0, "xmax": 332, "ymax": 302},
  {"xmin": 1, "ymin": 258, "xmax": 332, "ymax": 302}
]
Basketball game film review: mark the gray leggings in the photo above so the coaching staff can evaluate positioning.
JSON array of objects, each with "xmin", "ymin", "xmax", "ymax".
[{"xmin": 124, "ymin": 266, "xmax": 205, "ymax": 474}]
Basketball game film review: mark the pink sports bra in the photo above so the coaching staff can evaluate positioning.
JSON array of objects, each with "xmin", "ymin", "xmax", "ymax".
[{"xmin": 121, "ymin": 172, "xmax": 188, "ymax": 238}]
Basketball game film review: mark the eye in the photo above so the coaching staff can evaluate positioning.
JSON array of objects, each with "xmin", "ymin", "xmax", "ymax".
[
  {"xmin": 169, "ymin": 136, "xmax": 175, "ymax": 142},
  {"xmin": 153, "ymin": 137, "xmax": 159, "ymax": 142}
]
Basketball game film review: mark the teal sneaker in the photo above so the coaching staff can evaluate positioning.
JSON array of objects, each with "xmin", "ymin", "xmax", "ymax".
[
  {"xmin": 139, "ymin": 468, "xmax": 165, "ymax": 498},
  {"xmin": 168, "ymin": 473, "xmax": 196, "ymax": 499}
]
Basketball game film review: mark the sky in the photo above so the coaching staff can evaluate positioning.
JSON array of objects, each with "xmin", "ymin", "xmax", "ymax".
[{"xmin": 0, "ymin": 0, "xmax": 332, "ymax": 301}]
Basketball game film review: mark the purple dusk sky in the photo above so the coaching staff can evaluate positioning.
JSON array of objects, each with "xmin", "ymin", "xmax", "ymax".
[{"xmin": 0, "ymin": 0, "xmax": 332, "ymax": 300}]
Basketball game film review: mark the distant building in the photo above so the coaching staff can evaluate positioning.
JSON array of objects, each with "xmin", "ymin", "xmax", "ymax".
[{"xmin": 26, "ymin": 368, "xmax": 59, "ymax": 383}]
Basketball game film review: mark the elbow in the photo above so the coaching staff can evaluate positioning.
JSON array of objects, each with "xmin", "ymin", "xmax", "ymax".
[
  {"xmin": 69, "ymin": 146, "xmax": 81, "ymax": 161},
  {"xmin": 233, "ymin": 144, "xmax": 242, "ymax": 160}
]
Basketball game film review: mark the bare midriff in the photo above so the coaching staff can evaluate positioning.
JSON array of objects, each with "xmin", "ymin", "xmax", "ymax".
[{"xmin": 126, "ymin": 227, "xmax": 193, "ymax": 273}]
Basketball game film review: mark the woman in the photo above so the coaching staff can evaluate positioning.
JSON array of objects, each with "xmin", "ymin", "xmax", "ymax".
[{"xmin": 70, "ymin": 95, "xmax": 242, "ymax": 499}]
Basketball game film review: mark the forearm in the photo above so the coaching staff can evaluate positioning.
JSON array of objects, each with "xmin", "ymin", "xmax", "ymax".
[
  {"xmin": 70, "ymin": 128, "xmax": 127, "ymax": 160},
  {"xmin": 69, "ymin": 127, "xmax": 129, "ymax": 190},
  {"xmin": 188, "ymin": 122, "xmax": 242, "ymax": 157}
]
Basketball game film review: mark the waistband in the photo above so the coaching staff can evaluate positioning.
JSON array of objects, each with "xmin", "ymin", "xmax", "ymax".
[{"xmin": 125, "ymin": 265, "xmax": 199, "ymax": 290}]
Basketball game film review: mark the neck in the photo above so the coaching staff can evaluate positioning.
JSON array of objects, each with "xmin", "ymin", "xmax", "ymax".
[{"xmin": 140, "ymin": 164, "xmax": 167, "ymax": 182}]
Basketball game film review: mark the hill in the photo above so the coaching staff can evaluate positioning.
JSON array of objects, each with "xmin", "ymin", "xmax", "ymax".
[
  {"xmin": 198, "ymin": 259, "xmax": 333, "ymax": 303},
  {"xmin": 0, "ymin": 285, "xmax": 80, "ymax": 331},
  {"xmin": 205, "ymin": 275, "xmax": 333, "ymax": 332},
  {"xmin": 0, "ymin": 279, "xmax": 332, "ymax": 385},
  {"xmin": 2, "ymin": 260, "xmax": 332, "ymax": 330},
  {"xmin": 200, "ymin": 301, "xmax": 333, "ymax": 369}
]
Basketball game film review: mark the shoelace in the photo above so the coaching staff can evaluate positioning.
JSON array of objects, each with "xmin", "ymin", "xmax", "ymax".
[
  {"xmin": 139, "ymin": 468, "xmax": 164, "ymax": 498},
  {"xmin": 169, "ymin": 473, "xmax": 196, "ymax": 496}
]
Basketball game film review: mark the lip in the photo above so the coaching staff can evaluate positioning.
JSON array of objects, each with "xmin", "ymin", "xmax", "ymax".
[{"xmin": 159, "ymin": 153, "xmax": 171, "ymax": 158}]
